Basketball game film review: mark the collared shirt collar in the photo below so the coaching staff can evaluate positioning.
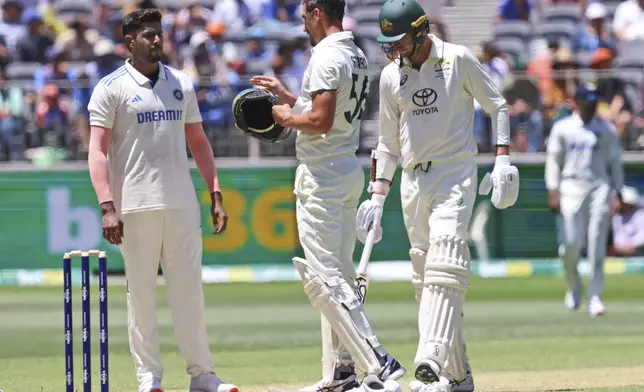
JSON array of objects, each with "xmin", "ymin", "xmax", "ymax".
[
  {"xmin": 311, "ymin": 31, "xmax": 354, "ymax": 54},
  {"xmin": 124, "ymin": 59, "xmax": 167, "ymax": 86},
  {"xmin": 428, "ymin": 34, "xmax": 445, "ymax": 59}
]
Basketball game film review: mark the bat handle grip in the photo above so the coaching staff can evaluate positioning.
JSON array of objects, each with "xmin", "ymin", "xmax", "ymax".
[{"xmin": 357, "ymin": 229, "xmax": 376, "ymax": 275}]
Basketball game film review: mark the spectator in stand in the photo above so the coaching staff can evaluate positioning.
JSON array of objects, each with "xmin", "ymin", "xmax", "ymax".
[
  {"xmin": 55, "ymin": 15, "xmax": 99, "ymax": 62},
  {"xmin": 0, "ymin": 0, "xmax": 26, "ymax": 57},
  {"xmin": 35, "ymin": 83, "xmax": 70, "ymax": 149},
  {"xmin": 542, "ymin": 47, "xmax": 578, "ymax": 128},
  {"xmin": 496, "ymin": 0, "xmax": 533, "ymax": 24},
  {"xmin": 0, "ymin": 70, "xmax": 24, "ymax": 161},
  {"xmin": 211, "ymin": 0, "xmax": 259, "ymax": 32},
  {"xmin": 613, "ymin": 0, "xmax": 644, "ymax": 42},
  {"xmin": 590, "ymin": 46, "xmax": 634, "ymax": 140},
  {"xmin": 16, "ymin": 8, "xmax": 54, "ymax": 64},
  {"xmin": 571, "ymin": 2, "xmax": 617, "ymax": 54},
  {"xmin": 609, "ymin": 186, "xmax": 644, "ymax": 256}
]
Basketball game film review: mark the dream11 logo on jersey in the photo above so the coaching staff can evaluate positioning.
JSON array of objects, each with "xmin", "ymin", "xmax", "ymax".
[{"xmin": 412, "ymin": 88, "xmax": 439, "ymax": 116}]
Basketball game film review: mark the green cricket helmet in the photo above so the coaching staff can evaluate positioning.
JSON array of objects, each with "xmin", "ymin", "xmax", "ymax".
[{"xmin": 376, "ymin": 0, "xmax": 428, "ymax": 44}]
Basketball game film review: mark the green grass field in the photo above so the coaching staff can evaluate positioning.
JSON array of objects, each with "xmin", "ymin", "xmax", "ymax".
[{"xmin": 0, "ymin": 275, "xmax": 643, "ymax": 392}]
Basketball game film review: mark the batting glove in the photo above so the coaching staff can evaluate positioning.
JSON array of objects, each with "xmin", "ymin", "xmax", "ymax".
[{"xmin": 478, "ymin": 155, "xmax": 520, "ymax": 209}]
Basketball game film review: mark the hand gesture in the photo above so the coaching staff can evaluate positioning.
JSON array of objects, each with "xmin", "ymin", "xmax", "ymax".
[
  {"xmin": 250, "ymin": 75, "xmax": 286, "ymax": 96},
  {"xmin": 101, "ymin": 201, "xmax": 124, "ymax": 245},
  {"xmin": 210, "ymin": 191, "xmax": 228, "ymax": 235}
]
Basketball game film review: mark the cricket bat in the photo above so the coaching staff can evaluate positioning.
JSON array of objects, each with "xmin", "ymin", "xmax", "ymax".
[{"xmin": 355, "ymin": 228, "xmax": 377, "ymax": 303}]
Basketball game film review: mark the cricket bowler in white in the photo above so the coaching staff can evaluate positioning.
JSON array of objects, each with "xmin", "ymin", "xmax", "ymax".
[
  {"xmin": 356, "ymin": 0, "xmax": 520, "ymax": 391},
  {"xmin": 250, "ymin": 1, "xmax": 404, "ymax": 392},
  {"xmin": 545, "ymin": 83, "xmax": 624, "ymax": 318},
  {"xmin": 87, "ymin": 9, "xmax": 239, "ymax": 392}
]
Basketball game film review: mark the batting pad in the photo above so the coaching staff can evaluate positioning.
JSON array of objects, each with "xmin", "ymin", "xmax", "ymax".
[
  {"xmin": 409, "ymin": 248, "xmax": 427, "ymax": 303},
  {"xmin": 293, "ymin": 257, "xmax": 382, "ymax": 376},
  {"xmin": 320, "ymin": 314, "xmax": 352, "ymax": 383},
  {"xmin": 444, "ymin": 313, "xmax": 471, "ymax": 382},
  {"xmin": 415, "ymin": 236, "xmax": 470, "ymax": 371}
]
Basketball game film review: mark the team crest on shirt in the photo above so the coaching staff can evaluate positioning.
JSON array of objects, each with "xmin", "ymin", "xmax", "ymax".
[
  {"xmin": 173, "ymin": 89, "xmax": 184, "ymax": 101},
  {"xmin": 434, "ymin": 58, "xmax": 451, "ymax": 79}
]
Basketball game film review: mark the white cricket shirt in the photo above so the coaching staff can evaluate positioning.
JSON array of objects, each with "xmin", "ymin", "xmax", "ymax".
[
  {"xmin": 292, "ymin": 31, "xmax": 370, "ymax": 161},
  {"xmin": 377, "ymin": 35, "xmax": 509, "ymax": 169},
  {"xmin": 545, "ymin": 112, "xmax": 624, "ymax": 194},
  {"xmin": 87, "ymin": 60, "xmax": 203, "ymax": 214}
]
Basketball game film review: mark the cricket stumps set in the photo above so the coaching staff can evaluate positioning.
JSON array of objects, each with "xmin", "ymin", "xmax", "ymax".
[{"xmin": 63, "ymin": 250, "xmax": 109, "ymax": 392}]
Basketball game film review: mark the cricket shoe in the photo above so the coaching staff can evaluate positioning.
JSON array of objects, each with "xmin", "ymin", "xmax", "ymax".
[
  {"xmin": 190, "ymin": 372, "xmax": 239, "ymax": 392},
  {"xmin": 588, "ymin": 296, "xmax": 605, "ymax": 318},
  {"xmin": 438, "ymin": 372, "xmax": 475, "ymax": 392},
  {"xmin": 414, "ymin": 360, "xmax": 441, "ymax": 384},
  {"xmin": 298, "ymin": 363, "xmax": 360, "ymax": 392},
  {"xmin": 349, "ymin": 375, "xmax": 400, "ymax": 392},
  {"xmin": 139, "ymin": 379, "xmax": 163, "ymax": 392},
  {"xmin": 376, "ymin": 352, "xmax": 406, "ymax": 381},
  {"xmin": 565, "ymin": 290, "xmax": 581, "ymax": 311}
]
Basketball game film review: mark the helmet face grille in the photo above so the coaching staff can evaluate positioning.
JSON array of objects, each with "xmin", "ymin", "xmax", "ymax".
[{"xmin": 242, "ymin": 98, "xmax": 275, "ymax": 133}]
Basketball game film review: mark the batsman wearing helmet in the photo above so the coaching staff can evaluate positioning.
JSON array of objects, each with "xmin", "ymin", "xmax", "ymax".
[
  {"xmin": 356, "ymin": 0, "xmax": 520, "ymax": 391},
  {"xmin": 545, "ymin": 83, "xmax": 624, "ymax": 318},
  {"xmin": 250, "ymin": 1, "xmax": 404, "ymax": 391}
]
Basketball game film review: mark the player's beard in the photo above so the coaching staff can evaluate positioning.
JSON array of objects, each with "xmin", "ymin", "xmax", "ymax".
[{"xmin": 148, "ymin": 48, "xmax": 162, "ymax": 63}]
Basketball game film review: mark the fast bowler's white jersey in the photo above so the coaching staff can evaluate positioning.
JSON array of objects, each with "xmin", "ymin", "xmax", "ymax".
[
  {"xmin": 88, "ymin": 60, "xmax": 202, "ymax": 214},
  {"xmin": 294, "ymin": 31, "xmax": 369, "ymax": 161},
  {"xmin": 545, "ymin": 113, "xmax": 624, "ymax": 193},
  {"xmin": 377, "ymin": 35, "xmax": 508, "ymax": 167}
]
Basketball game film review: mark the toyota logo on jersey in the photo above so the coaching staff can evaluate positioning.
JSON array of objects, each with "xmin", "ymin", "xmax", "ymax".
[{"xmin": 412, "ymin": 88, "xmax": 439, "ymax": 115}]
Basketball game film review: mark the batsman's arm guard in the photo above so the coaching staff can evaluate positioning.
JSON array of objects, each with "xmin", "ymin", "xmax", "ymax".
[{"xmin": 369, "ymin": 149, "xmax": 397, "ymax": 196}]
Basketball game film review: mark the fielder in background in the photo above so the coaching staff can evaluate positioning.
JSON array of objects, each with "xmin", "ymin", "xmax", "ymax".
[
  {"xmin": 545, "ymin": 83, "xmax": 624, "ymax": 318},
  {"xmin": 356, "ymin": 0, "xmax": 520, "ymax": 391},
  {"xmin": 87, "ymin": 9, "xmax": 238, "ymax": 392},
  {"xmin": 250, "ymin": 1, "xmax": 405, "ymax": 391}
]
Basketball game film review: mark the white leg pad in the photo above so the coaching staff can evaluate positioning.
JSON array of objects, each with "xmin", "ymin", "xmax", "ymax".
[
  {"xmin": 415, "ymin": 236, "xmax": 470, "ymax": 370},
  {"xmin": 443, "ymin": 313, "xmax": 471, "ymax": 382},
  {"xmin": 409, "ymin": 248, "xmax": 427, "ymax": 304},
  {"xmin": 294, "ymin": 257, "xmax": 382, "ymax": 376},
  {"xmin": 321, "ymin": 314, "xmax": 353, "ymax": 383}
]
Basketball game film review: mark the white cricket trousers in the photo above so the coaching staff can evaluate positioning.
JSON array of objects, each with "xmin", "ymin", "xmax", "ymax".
[
  {"xmin": 119, "ymin": 208, "xmax": 214, "ymax": 385},
  {"xmin": 401, "ymin": 157, "xmax": 477, "ymax": 251},
  {"xmin": 294, "ymin": 154, "xmax": 364, "ymax": 372},
  {"xmin": 558, "ymin": 181, "xmax": 612, "ymax": 298},
  {"xmin": 294, "ymin": 154, "xmax": 364, "ymax": 282}
]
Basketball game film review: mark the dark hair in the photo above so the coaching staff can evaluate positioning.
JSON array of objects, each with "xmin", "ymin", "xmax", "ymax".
[
  {"xmin": 303, "ymin": 0, "xmax": 345, "ymax": 22},
  {"xmin": 122, "ymin": 9, "xmax": 162, "ymax": 38}
]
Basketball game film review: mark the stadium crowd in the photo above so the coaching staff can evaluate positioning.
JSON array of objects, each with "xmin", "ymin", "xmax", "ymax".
[{"xmin": 0, "ymin": 0, "xmax": 642, "ymax": 163}]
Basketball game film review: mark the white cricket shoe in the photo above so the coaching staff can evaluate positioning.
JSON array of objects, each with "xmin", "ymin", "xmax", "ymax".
[
  {"xmin": 409, "ymin": 372, "xmax": 474, "ymax": 392},
  {"xmin": 565, "ymin": 290, "xmax": 581, "ymax": 311},
  {"xmin": 589, "ymin": 296, "xmax": 605, "ymax": 318},
  {"xmin": 139, "ymin": 379, "xmax": 163, "ymax": 392},
  {"xmin": 439, "ymin": 372, "xmax": 474, "ymax": 392},
  {"xmin": 298, "ymin": 364, "xmax": 359, "ymax": 392},
  {"xmin": 348, "ymin": 375, "xmax": 399, "ymax": 392},
  {"xmin": 190, "ymin": 373, "xmax": 239, "ymax": 392}
]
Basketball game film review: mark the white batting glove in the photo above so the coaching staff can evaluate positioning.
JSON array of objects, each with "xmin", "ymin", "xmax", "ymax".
[
  {"xmin": 356, "ymin": 181, "xmax": 389, "ymax": 244},
  {"xmin": 478, "ymin": 155, "xmax": 519, "ymax": 209}
]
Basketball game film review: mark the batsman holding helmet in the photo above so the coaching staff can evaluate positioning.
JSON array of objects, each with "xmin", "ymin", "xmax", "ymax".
[
  {"xmin": 247, "ymin": 1, "xmax": 404, "ymax": 391},
  {"xmin": 545, "ymin": 83, "xmax": 624, "ymax": 318},
  {"xmin": 356, "ymin": 0, "xmax": 520, "ymax": 391}
]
